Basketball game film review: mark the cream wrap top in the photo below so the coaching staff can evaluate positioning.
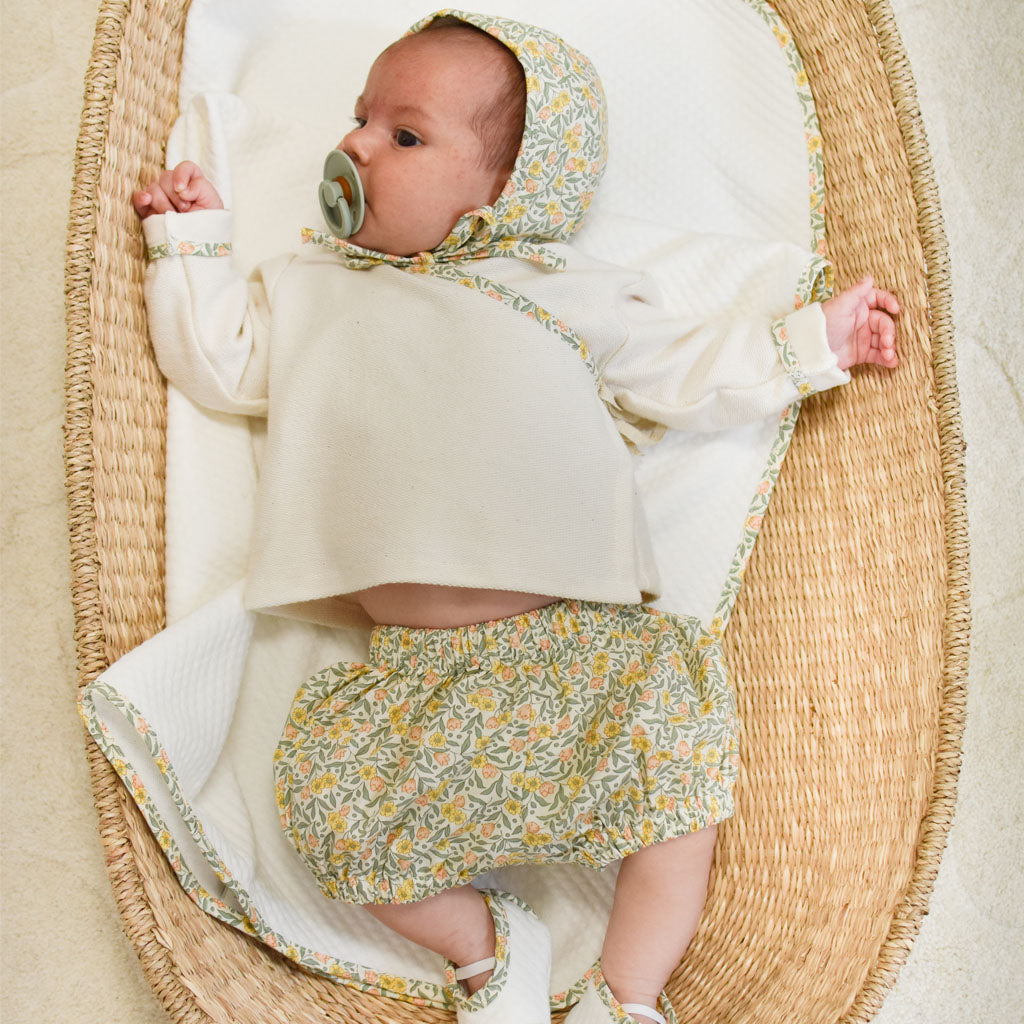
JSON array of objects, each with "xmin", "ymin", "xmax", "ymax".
[{"xmin": 141, "ymin": 208, "xmax": 847, "ymax": 629}]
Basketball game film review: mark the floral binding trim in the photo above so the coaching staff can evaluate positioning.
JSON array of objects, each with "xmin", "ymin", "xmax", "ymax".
[
  {"xmin": 146, "ymin": 240, "xmax": 232, "ymax": 260},
  {"xmin": 710, "ymin": 0, "xmax": 834, "ymax": 636},
  {"xmin": 582, "ymin": 962, "xmax": 680, "ymax": 1024},
  {"xmin": 77, "ymin": 679, "xmax": 472, "ymax": 1009}
]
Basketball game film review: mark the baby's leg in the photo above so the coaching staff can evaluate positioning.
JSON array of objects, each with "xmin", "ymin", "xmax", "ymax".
[
  {"xmin": 601, "ymin": 825, "xmax": 719, "ymax": 1022},
  {"xmin": 363, "ymin": 883, "xmax": 497, "ymax": 994}
]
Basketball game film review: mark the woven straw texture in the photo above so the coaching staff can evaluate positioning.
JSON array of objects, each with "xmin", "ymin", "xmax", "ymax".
[{"xmin": 63, "ymin": 1, "xmax": 968, "ymax": 1021}]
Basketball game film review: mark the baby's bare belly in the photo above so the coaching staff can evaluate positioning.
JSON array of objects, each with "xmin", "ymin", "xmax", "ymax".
[{"xmin": 350, "ymin": 582, "xmax": 559, "ymax": 628}]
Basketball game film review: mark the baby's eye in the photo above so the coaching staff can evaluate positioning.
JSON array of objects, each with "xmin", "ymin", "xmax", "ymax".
[
  {"xmin": 395, "ymin": 129, "xmax": 421, "ymax": 148},
  {"xmin": 351, "ymin": 116, "xmax": 366, "ymax": 129}
]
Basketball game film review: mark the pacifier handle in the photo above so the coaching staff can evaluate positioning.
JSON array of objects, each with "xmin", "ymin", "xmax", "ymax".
[{"xmin": 318, "ymin": 149, "xmax": 365, "ymax": 238}]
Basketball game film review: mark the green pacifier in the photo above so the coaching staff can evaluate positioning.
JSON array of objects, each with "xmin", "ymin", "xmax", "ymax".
[{"xmin": 318, "ymin": 149, "xmax": 365, "ymax": 238}]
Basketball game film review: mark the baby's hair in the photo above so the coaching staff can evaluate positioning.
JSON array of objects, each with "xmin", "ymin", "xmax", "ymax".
[{"xmin": 418, "ymin": 15, "xmax": 526, "ymax": 179}]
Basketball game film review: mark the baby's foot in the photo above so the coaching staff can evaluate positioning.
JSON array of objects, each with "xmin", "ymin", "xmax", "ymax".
[
  {"xmin": 447, "ymin": 890, "xmax": 551, "ymax": 1023},
  {"xmin": 564, "ymin": 965, "xmax": 673, "ymax": 1024}
]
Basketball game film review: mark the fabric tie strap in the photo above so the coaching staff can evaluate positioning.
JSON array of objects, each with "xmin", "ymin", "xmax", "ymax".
[
  {"xmin": 621, "ymin": 1003, "xmax": 667, "ymax": 1024},
  {"xmin": 454, "ymin": 956, "xmax": 497, "ymax": 981}
]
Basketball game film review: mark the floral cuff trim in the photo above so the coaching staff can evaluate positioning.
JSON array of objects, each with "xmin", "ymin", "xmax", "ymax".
[
  {"xmin": 147, "ymin": 240, "xmax": 232, "ymax": 260},
  {"xmin": 770, "ymin": 316, "xmax": 814, "ymax": 397}
]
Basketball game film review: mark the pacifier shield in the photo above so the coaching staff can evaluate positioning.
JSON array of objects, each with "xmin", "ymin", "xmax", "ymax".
[{"xmin": 318, "ymin": 149, "xmax": 365, "ymax": 238}]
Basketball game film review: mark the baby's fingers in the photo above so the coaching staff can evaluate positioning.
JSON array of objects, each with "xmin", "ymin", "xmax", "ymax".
[
  {"xmin": 868, "ymin": 309, "xmax": 899, "ymax": 367},
  {"xmin": 171, "ymin": 160, "xmax": 204, "ymax": 200},
  {"xmin": 132, "ymin": 188, "xmax": 153, "ymax": 217},
  {"xmin": 872, "ymin": 286, "xmax": 900, "ymax": 316},
  {"xmin": 135, "ymin": 183, "xmax": 176, "ymax": 216}
]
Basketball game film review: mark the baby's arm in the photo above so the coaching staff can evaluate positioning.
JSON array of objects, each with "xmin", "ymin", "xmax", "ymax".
[
  {"xmin": 598, "ymin": 268, "xmax": 900, "ymax": 441},
  {"xmin": 133, "ymin": 161, "xmax": 283, "ymax": 416},
  {"xmin": 821, "ymin": 275, "xmax": 899, "ymax": 370},
  {"xmin": 133, "ymin": 161, "xmax": 224, "ymax": 219}
]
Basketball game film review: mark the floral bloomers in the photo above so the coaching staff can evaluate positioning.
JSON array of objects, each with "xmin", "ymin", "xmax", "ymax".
[{"xmin": 273, "ymin": 599, "xmax": 739, "ymax": 904}]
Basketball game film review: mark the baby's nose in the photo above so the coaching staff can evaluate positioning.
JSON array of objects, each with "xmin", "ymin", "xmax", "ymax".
[{"xmin": 340, "ymin": 127, "xmax": 369, "ymax": 165}]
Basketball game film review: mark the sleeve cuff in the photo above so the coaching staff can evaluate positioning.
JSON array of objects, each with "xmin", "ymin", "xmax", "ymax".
[
  {"xmin": 770, "ymin": 303, "xmax": 850, "ymax": 397},
  {"xmin": 142, "ymin": 209, "xmax": 234, "ymax": 259}
]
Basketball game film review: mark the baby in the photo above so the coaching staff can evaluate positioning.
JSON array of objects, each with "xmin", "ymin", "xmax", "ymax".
[{"xmin": 133, "ymin": 11, "xmax": 898, "ymax": 1024}]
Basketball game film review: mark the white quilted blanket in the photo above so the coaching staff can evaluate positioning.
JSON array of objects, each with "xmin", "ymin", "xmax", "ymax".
[{"xmin": 80, "ymin": 0, "xmax": 827, "ymax": 1009}]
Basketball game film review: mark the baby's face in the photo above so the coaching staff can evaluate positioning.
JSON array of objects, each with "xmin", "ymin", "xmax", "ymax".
[{"xmin": 338, "ymin": 31, "xmax": 511, "ymax": 256}]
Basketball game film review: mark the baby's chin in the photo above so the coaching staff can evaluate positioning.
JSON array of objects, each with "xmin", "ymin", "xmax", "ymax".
[{"xmin": 347, "ymin": 214, "xmax": 447, "ymax": 258}]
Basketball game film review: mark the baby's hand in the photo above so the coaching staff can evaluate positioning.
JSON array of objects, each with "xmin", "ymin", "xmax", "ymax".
[
  {"xmin": 132, "ymin": 161, "xmax": 224, "ymax": 219},
  {"xmin": 821, "ymin": 275, "xmax": 900, "ymax": 371}
]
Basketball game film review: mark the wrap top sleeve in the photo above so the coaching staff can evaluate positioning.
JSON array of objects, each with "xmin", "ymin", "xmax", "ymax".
[
  {"xmin": 596, "ymin": 266, "xmax": 849, "ymax": 447},
  {"xmin": 141, "ymin": 209, "xmax": 290, "ymax": 417}
]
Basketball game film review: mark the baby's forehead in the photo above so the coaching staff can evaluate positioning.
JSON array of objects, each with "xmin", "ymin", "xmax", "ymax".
[
  {"xmin": 362, "ymin": 32, "xmax": 510, "ymax": 114},
  {"xmin": 375, "ymin": 27, "xmax": 507, "ymax": 74}
]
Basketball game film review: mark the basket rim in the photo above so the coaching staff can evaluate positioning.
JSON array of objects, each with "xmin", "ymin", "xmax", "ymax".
[
  {"xmin": 63, "ymin": 1, "xmax": 211, "ymax": 1021},
  {"xmin": 837, "ymin": 2, "xmax": 970, "ymax": 1017}
]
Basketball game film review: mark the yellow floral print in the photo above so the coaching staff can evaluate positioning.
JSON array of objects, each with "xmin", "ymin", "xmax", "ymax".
[{"xmin": 274, "ymin": 570, "xmax": 736, "ymax": 911}]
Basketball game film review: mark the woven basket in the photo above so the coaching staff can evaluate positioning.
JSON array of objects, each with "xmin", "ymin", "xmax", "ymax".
[{"xmin": 63, "ymin": 1, "xmax": 969, "ymax": 1021}]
